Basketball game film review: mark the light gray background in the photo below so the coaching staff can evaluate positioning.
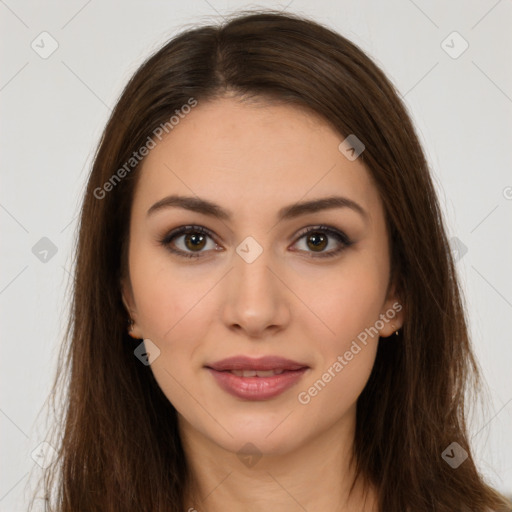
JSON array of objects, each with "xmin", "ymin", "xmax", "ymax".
[{"xmin": 1, "ymin": 0, "xmax": 511, "ymax": 509}]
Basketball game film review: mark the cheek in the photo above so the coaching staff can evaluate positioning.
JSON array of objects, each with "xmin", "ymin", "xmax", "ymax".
[
  {"xmin": 298, "ymin": 256, "xmax": 388, "ymax": 346},
  {"xmin": 129, "ymin": 258, "xmax": 214, "ymax": 409},
  {"xmin": 129, "ymin": 244, "xmax": 215, "ymax": 340},
  {"xmin": 293, "ymin": 259, "xmax": 386, "ymax": 404},
  {"xmin": 129, "ymin": 250, "xmax": 224, "ymax": 405}
]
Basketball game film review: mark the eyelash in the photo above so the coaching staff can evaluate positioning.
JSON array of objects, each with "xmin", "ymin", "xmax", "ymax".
[{"xmin": 158, "ymin": 224, "xmax": 353, "ymax": 260}]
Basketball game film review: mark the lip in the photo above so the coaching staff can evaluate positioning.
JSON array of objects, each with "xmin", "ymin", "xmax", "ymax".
[
  {"xmin": 205, "ymin": 355, "xmax": 310, "ymax": 401},
  {"xmin": 206, "ymin": 367, "xmax": 309, "ymax": 400},
  {"xmin": 205, "ymin": 355, "xmax": 309, "ymax": 372}
]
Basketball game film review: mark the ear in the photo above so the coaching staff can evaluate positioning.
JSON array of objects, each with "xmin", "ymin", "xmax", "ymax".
[
  {"xmin": 121, "ymin": 277, "xmax": 144, "ymax": 339},
  {"xmin": 378, "ymin": 282, "xmax": 405, "ymax": 338}
]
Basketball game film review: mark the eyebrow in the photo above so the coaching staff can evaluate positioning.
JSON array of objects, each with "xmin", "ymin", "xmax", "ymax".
[{"xmin": 147, "ymin": 194, "xmax": 367, "ymax": 222}]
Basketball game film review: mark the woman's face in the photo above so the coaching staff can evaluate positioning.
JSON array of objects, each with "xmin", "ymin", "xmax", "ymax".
[{"xmin": 122, "ymin": 96, "xmax": 403, "ymax": 457}]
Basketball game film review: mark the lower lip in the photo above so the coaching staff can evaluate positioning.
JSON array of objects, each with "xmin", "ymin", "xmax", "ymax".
[{"xmin": 206, "ymin": 368, "xmax": 308, "ymax": 400}]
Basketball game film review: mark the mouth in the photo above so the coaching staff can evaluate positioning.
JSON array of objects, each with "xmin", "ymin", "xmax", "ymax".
[
  {"xmin": 204, "ymin": 355, "xmax": 310, "ymax": 400},
  {"xmin": 205, "ymin": 366, "xmax": 309, "ymax": 400}
]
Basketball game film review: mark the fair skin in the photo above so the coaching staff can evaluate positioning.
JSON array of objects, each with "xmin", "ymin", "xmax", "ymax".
[{"xmin": 122, "ymin": 96, "xmax": 403, "ymax": 512}]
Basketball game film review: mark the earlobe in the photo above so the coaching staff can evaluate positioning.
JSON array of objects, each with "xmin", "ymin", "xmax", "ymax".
[
  {"xmin": 127, "ymin": 317, "xmax": 143, "ymax": 339},
  {"xmin": 379, "ymin": 296, "xmax": 405, "ymax": 338},
  {"xmin": 120, "ymin": 279, "xmax": 143, "ymax": 339},
  {"xmin": 120, "ymin": 278, "xmax": 134, "ymax": 315}
]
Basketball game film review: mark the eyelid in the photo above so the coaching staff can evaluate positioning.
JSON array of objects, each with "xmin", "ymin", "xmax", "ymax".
[
  {"xmin": 293, "ymin": 224, "xmax": 352, "ymax": 246},
  {"xmin": 159, "ymin": 225, "xmax": 220, "ymax": 258},
  {"xmin": 289, "ymin": 224, "xmax": 353, "ymax": 259}
]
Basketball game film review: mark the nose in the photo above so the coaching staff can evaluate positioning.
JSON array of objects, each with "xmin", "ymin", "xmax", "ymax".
[{"xmin": 221, "ymin": 245, "xmax": 291, "ymax": 339}]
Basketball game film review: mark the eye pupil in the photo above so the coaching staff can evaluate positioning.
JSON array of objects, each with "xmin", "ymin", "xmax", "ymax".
[
  {"xmin": 307, "ymin": 232, "xmax": 327, "ymax": 251},
  {"xmin": 185, "ymin": 233, "xmax": 206, "ymax": 251}
]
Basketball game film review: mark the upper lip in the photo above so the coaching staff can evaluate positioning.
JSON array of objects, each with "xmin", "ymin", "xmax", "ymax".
[{"xmin": 206, "ymin": 356, "xmax": 309, "ymax": 372}]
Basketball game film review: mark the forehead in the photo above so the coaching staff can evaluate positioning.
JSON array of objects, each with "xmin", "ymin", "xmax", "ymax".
[{"xmin": 133, "ymin": 97, "xmax": 382, "ymax": 223}]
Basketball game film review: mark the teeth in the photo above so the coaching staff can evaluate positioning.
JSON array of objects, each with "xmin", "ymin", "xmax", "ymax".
[{"xmin": 230, "ymin": 369, "xmax": 285, "ymax": 377}]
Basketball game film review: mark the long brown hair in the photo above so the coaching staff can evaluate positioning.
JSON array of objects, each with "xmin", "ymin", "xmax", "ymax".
[{"xmin": 31, "ymin": 9, "xmax": 511, "ymax": 511}]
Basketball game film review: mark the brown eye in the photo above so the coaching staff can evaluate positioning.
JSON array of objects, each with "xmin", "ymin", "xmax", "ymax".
[
  {"xmin": 305, "ymin": 232, "xmax": 328, "ymax": 252},
  {"xmin": 183, "ymin": 232, "xmax": 207, "ymax": 252},
  {"xmin": 293, "ymin": 225, "xmax": 352, "ymax": 258},
  {"xmin": 160, "ymin": 226, "xmax": 219, "ymax": 258}
]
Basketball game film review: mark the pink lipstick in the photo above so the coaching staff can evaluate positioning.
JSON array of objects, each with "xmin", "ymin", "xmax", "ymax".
[{"xmin": 205, "ymin": 355, "xmax": 309, "ymax": 400}]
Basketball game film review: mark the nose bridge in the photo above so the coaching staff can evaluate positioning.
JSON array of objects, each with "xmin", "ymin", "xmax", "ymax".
[
  {"xmin": 222, "ymin": 235, "xmax": 290, "ymax": 336},
  {"xmin": 234, "ymin": 236, "xmax": 278, "ymax": 306}
]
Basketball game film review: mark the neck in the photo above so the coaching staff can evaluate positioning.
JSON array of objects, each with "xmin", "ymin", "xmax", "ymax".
[{"xmin": 179, "ymin": 408, "xmax": 378, "ymax": 512}]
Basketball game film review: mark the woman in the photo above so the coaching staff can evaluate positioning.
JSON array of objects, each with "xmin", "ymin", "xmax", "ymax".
[{"xmin": 33, "ymin": 9, "xmax": 511, "ymax": 512}]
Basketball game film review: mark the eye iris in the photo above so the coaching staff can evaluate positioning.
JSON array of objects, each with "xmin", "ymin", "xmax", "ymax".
[
  {"xmin": 185, "ymin": 232, "xmax": 206, "ymax": 251},
  {"xmin": 307, "ymin": 232, "xmax": 327, "ymax": 251}
]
